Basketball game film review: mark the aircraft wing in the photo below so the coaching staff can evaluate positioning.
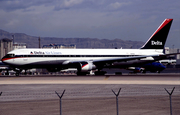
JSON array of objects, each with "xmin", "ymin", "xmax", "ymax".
[
  {"xmin": 65, "ymin": 53, "xmax": 179, "ymax": 66},
  {"xmin": 65, "ymin": 54, "xmax": 160, "ymax": 65},
  {"xmin": 93, "ymin": 53, "xmax": 180, "ymax": 64},
  {"xmin": 153, "ymin": 53, "xmax": 180, "ymax": 61},
  {"xmin": 93, "ymin": 55, "xmax": 159, "ymax": 64}
]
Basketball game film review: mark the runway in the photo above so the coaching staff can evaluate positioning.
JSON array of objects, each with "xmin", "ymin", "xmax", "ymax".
[{"xmin": 0, "ymin": 73, "xmax": 180, "ymax": 85}]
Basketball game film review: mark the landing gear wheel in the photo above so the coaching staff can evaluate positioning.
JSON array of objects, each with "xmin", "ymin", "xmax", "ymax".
[
  {"xmin": 94, "ymin": 71, "xmax": 106, "ymax": 75},
  {"xmin": 14, "ymin": 68, "xmax": 22, "ymax": 76},
  {"xmin": 142, "ymin": 70, "xmax": 146, "ymax": 73},
  {"xmin": 15, "ymin": 73, "xmax": 19, "ymax": 76},
  {"xmin": 76, "ymin": 72, "xmax": 87, "ymax": 76},
  {"xmin": 115, "ymin": 72, "xmax": 122, "ymax": 75},
  {"xmin": 5, "ymin": 72, "xmax": 9, "ymax": 75},
  {"xmin": 24, "ymin": 69, "xmax": 27, "ymax": 75}
]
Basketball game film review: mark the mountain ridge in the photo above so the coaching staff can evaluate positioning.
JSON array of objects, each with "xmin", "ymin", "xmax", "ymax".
[{"xmin": 0, "ymin": 29, "xmax": 144, "ymax": 48}]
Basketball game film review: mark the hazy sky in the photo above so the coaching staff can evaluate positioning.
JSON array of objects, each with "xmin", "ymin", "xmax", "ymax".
[{"xmin": 0, "ymin": 0, "xmax": 180, "ymax": 48}]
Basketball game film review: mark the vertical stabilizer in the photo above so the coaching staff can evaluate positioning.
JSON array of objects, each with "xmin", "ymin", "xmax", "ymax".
[{"xmin": 141, "ymin": 19, "xmax": 173, "ymax": 49}]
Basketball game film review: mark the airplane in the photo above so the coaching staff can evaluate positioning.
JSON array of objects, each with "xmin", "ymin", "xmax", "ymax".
[
  {"xmin": 159, "ymin": 59, "xmax": 176, "ymax": 65},
  {"xmin": 1, "ymin": 18, "xmax": 176, "ymax": 76},
  {"xmin": 126, "ymin": 62, "xmax": 166, "ymax": 73}
]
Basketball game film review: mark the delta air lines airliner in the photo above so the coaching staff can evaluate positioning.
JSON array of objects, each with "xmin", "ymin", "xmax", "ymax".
[{"xmin": 1, "ymin": 19, "xmax": 175, "ymax": 76}]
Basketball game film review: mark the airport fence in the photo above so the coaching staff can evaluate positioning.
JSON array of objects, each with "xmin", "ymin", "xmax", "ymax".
[{"xmin": 0, "ymin": 85, "xmax": 180, "ymax": 115}]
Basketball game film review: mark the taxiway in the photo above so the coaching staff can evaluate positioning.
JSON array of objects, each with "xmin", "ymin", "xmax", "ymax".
[{"xmin": 0, "ymin": 73, "xmax": 180, "ymax": 85}]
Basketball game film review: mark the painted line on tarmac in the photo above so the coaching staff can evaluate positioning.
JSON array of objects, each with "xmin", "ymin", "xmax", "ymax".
[
  {"xmin": 104, "ymin": 76, "xmax": 110, "ymax": 80},
  {"xmin": 6, "ymin": 77, "xmax": 20, "ymax": 81}
]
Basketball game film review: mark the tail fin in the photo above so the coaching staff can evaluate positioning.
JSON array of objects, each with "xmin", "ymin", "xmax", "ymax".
[{"xmin": 141, "ymin": 19, "xmax": 173, "ymax": 49}]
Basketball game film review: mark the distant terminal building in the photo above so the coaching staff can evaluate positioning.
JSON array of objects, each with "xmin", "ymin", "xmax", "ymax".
[
  {"xmin": 164, "ymin": 47, "xmax": 180, "ymax": 59},
  {"xmin": 42, "ymin": 44, "xmax": 76, "ymax": 49},
  {"xmin": 13, "ymin": 42, "xmax": 27, "ymax": 49},
  {"xmin": 0, "ymin": 38, "xmax": 13, "ymax": 59},
  {"xmin": 0, "ymin": 38, "xmax": 27, "ymax": 59},
  {"xmin": 161, "ymin": 47, "xmax": 180, "ymax": 66}
]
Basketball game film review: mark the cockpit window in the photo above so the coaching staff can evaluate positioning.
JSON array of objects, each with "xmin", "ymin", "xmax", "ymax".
[{"xmin": 3, "ymin": 54, "xmax": 15, "ymax": 58}]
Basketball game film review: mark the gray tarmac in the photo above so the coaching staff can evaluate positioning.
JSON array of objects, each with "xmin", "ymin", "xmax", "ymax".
[
  {"xmin": 0, "ymin": 74, "xmax": 180, "ymax": 115},
  {"xmin": 0, "ymin": 73, "xmax": 180, "ymax": 85}
]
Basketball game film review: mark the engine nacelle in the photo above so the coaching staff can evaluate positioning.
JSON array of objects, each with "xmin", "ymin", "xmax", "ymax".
[
  {"xmin": 127, "ymin": 67, "xmax": 144, "ymax": 73},
  {"xmin": 79, "ymin": 62, "xmax": 96, "ymax": 72}
]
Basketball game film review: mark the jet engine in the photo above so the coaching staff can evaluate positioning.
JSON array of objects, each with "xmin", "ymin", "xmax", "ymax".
[
  {"xmin": 127, "ymin": 67, "xmax": 145, "ymax": 73},
  {"xmin": 78, "ymin": 62, "xmax": 96, "ymax": 73}
]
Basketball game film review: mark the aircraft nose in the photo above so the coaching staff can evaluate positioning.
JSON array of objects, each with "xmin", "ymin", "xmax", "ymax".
[{"xmin": 1, "ymin": 56, "xmax": 6, "ymax": 62}]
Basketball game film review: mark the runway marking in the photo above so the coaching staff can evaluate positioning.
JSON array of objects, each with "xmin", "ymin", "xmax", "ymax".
[
  {"xmin": 104, "ymin": 76, "xmax": 109, "ymax": 80},
  {"xmin": 6, "ymin": 77, "xmax": 19, "ymax": 81}
]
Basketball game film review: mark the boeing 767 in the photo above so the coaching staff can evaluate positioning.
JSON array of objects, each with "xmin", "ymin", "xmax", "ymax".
[{"xmin": 1, "ymin": 19, "xmax": 176, "ymax": 76}]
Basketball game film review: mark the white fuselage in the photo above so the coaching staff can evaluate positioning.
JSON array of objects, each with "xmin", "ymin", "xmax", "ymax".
[{"xmin": 2, "ymin": 48, "xmax": 163, "ymax": 68}]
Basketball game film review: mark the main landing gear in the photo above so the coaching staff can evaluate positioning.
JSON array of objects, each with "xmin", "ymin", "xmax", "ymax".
[
  {"xmin": 14, "ymin": 68, "xmax": 22, "ymax": 76},
  {"xmin": 76, "ymin": 72, "xmax": 88, "ymax": 76},
  {"xmin": 76, "ymin": 70, "xmax": 107, "ymax": 76},
  {"xmin": 15, "ymin": 72, "xmax": 20, "ymax": 76},
  {"xmin": 94, "ymin": 71, "xmax": 107, "ymax": 75}
]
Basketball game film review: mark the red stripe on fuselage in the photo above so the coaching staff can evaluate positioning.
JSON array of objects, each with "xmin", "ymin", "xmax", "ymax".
[
  {"xmin": 1, "ymin": 57, "xmax": 22, "ymax": 62},
  {"xmin": 151, "ymin": 19, "xmax": 173, "ymax": 38}
]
